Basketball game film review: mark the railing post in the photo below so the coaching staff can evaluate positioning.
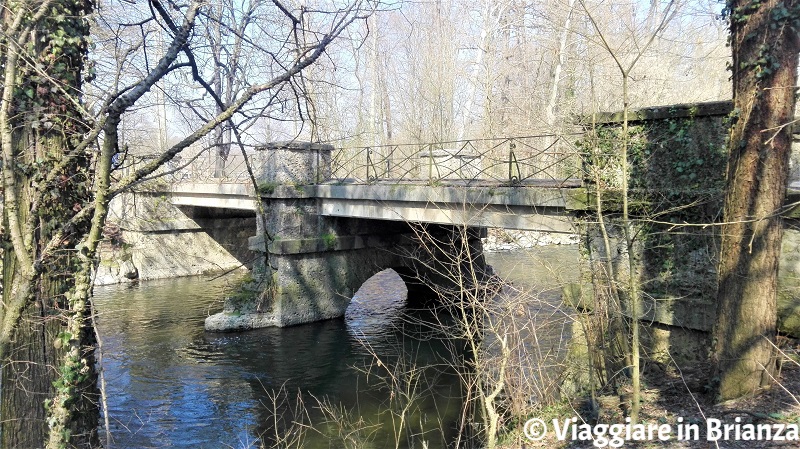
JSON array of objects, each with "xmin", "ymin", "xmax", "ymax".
[
  {"xmin": 508, "ymin": 140, "xmax": 521, "ymax": 185},
  {"xmin": 366, "ymin": 147, "xmax": 376, "ymax": 183}
]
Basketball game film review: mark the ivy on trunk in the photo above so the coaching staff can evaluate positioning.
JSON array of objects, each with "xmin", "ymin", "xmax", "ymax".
[{"xmin": 1, "ymin": 1, "xmax": 98, "ymax": 447}]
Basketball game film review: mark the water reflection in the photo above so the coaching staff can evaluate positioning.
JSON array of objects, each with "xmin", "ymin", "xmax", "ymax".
[{"xmin": 93, "ymin": 245, "xmax": 578, "ymax": 448}]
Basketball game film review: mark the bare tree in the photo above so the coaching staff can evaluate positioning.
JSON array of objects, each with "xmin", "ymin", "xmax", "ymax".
[
  {"xmin": 395, "ymin": 219, "xmax": 568, "ymax": 448},
  {"xmin": 579, "ymin": 0, "xmax": 679, "ymax": 423},
  {"xmin": 205, "ymin": 2, "xmax": 255, "ymax": 177},
  {"xmin": 0, "ymin": 1, "xmax": 370, "ymax": 447}
]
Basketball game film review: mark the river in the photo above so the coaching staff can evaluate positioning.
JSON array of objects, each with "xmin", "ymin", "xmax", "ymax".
[{"xmin": 92, "ymin": 245, "xmax": 579, "ymax": 448}]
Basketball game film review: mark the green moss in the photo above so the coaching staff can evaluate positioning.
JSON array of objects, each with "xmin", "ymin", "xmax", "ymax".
[
  {"xmin": 221, "ymin": 274, "xmax": 265, "ymax": 313},
  {"xmin": 321, "ymin": 232, "xmax": 337, "ymax": 250},
  {"xmin": 257, "ymin": 181, "xmax": 279, "ymax": 195},
  {"xmin": 580, "ymin": 115, "xmax": 728, "ymax": 201}
]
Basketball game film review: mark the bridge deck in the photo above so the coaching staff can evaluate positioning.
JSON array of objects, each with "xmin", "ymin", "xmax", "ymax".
[
  {"xmin": 169, "ymin": 180, "xmax": 585, "ymax": 233},
  {"xmin": 166, "ymin": 179, "xmax": 800, "ymax": 235},
  {"xmin": 317, "ymin": 182, "xmax": 582, "ymax": 233}
]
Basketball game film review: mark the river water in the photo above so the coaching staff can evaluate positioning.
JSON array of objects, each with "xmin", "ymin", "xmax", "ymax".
[{"xmin": 92, "ymin": 245, "xmax": 579, "ymax": 448}]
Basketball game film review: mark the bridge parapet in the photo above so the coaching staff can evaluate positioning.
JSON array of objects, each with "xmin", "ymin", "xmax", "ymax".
[
  {"xmin": 122, "ymin": 134, "xmax": 586, "ymax": 189},
  {"xmin": 580, "ymin": 101, "xmax": 732, "ymax": 200},
  {"xmin": 329, "ymin": 134, "xmax": 585, "ymax": 186}
]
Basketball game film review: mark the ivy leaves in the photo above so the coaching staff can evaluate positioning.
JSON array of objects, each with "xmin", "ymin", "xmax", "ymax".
[
  {"xmin": 12, "ymin": 1, "xmax": 92, "ymax": 134},
  {"xmin": 725, "ymin": 0, "xmax": 800, "ymax": 83}
]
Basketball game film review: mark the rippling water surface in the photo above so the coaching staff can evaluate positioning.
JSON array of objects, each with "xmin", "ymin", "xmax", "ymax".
[{"xmin": 93, "ymin": 245, "xmax": 579, "ymax": 448}]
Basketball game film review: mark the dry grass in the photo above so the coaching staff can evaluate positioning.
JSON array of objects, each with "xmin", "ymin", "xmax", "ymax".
[{"xmin": 517, "ymin": 338, "xmax": 800, "ymax": 448}]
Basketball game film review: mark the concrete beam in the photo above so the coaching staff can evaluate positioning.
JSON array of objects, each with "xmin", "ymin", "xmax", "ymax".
[
  {"xmin": 320, "ymin": 198, "xmax": 575, "ymax": 232},
  {"xmin": 170, "ymin": 182, "xmax": 257, "ymax": 211},
  {"xmin": 314, "ymin": 184, "xmax": 574, "ymax": 208},
  {"xmin": 314, "ymin": 184, "xmax": 576, "ymax": 232},
  {"xmin": 169, "ymin": 182, "xmax": 581, "ymax": 231}
]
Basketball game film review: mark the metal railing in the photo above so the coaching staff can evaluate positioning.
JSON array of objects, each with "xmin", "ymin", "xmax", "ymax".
[
  {"xmin": 117, "ymin": 149, "xmax": 269, "ymax": 184},
  {"xmin": 118, "ymin": 134, "xmax": 586, "ymax": 188},
  {"xmin": 330, "ymin": 134, "xmax": 585, "ymax": 186}
]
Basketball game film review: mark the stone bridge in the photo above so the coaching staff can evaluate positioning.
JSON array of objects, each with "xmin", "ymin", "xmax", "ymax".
[
  {"xmin": 192, "ymin": 141, "xmax": 586, "ymax": 330},
  {"xmin": 113, "ymin": 101, "xmax": 800, "ymax": 354}
]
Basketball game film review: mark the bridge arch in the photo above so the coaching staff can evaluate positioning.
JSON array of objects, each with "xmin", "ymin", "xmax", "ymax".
[
  {"xmin": 205, "ymin": 220, "xmax": 492, "ymax": 331},
  {"xmin": 203, "ymin": 141, "xmax": 524, "ymax": 331}
]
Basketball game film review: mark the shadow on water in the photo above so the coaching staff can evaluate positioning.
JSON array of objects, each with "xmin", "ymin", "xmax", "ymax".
[
  {"xmin": 94, "ymin": 270, "xmax": 466, "ymax": 449},
  {"xmin": 201, "ymin": 270, "xmax": 469, "ymax": 449},
  {"xmin": 93, "ymin": 245, "xmax": 579, "ymax": 449}
]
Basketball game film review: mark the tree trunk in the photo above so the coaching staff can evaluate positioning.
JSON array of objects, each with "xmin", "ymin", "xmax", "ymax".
[
  {"xmin": 1, "ymin": 130, "xmax": 98, "ymax": 447},
  {"xmin": 0, "ymin": 278, "xmax": 61, "ymax": 447},
  {"xmin": 1, "ymin": 2, "xmax": 97, "ymax": 446},
  {"xmin": 713, "ymin": 0, "xmax": 800, "ymax": 401}
]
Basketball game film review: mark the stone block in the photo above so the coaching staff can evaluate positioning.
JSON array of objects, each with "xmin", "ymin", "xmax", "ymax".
[{"xmin": 259, "ymin": 141, "xmax": 333, "ymax": 185}]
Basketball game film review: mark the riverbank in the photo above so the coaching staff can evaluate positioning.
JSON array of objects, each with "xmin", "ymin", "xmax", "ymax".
[{"xmin": 483, "ymin": 229, "xmax": 579, "ymax": 251}]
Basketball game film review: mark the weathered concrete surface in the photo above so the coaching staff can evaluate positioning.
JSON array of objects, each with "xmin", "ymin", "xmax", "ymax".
[
  {"xmin": 583, "ymin": 105, "xmax": 723, "ymax": 352},
  {"xmin": 205, "ymin": 223, "xmax": 491, "ymax": 331},
  {"xmin": 97, "ymin": 192, "xmax": 252, "ymax": 285},
  {"xmin": 170, "ymin": 182, "xmax": 257, "ymax": 210},
  {"xmin": 316, "ymin": 184, "xmax": 578, "ymax": 232},
  {"xmin": 166, "ymin": 180, "xmax": 584, "ymax": 232},
  {"xmin": 206, "ymin": 244, "xmax": 409, "ymax": 330},
  {"xmin": 260, "ymin": 140, "xmax": 333, "ymax": 185},
  {"xmin": 99, "ymin": 230, "xmax": 245, "ymax": 283},
  {"xmin": 180, "ymin": 206, "xmax": 257, "ymax": 267}
]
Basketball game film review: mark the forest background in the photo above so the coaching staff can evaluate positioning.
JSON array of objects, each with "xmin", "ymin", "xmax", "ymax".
[{"xmin": 3, "ymin": 0, "xmax": 798, "ymax": 448}]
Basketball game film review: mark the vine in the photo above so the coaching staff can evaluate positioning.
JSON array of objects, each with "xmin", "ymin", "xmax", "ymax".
[
  {"xmin": 12, "ymin": 0, "xmax": 93, "ymax": 135},
  {"xmin": 3, "ymin": 1, "xmax": 98, "ymax": 447},
  {"xmin": 723, "ymin": 0, "xmax": 800, "ymax": 85}
]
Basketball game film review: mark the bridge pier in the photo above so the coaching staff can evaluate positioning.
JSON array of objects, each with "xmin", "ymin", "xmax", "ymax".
[{"xmin": 204, "ymin": 142, "xmax": 493, "ymax": 331}]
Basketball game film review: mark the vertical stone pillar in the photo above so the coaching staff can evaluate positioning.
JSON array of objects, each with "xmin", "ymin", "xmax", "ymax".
[
  {"xmin": 249, "ymin": 141, "xmax": 333, "ymax": 280},
  {"xmin": 206, "ymin": 141, "xmax": 357, "ymax": 331},
  {"xmin": 260, "ymin": 140, "xmax": 332, "ymax": 185}
]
